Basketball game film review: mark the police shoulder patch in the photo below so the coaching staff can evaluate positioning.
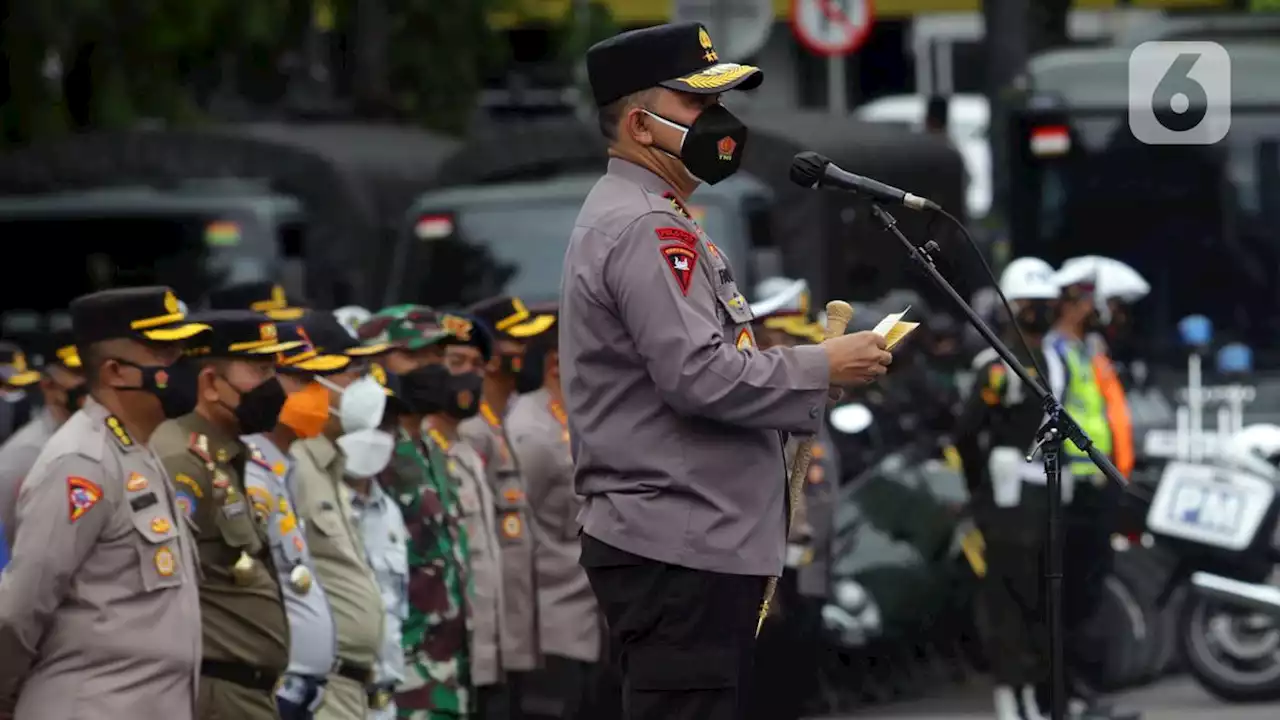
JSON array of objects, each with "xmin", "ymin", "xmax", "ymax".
[
  {"xmin": 654, "ymin": 226, "xmax": 698, "ymax": 247},
  {"xmin": 67, "ymin": 476, "xmax": 103, "ymax": 523},
  {"xmin": 661, "ymin": 245, "xmax": 698, "ymax": 296}
]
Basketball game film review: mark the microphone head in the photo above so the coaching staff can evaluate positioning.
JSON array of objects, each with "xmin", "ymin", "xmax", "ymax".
[{"xmin": 789, "ymin": 151, "xmax": 832, "ymax": 188}]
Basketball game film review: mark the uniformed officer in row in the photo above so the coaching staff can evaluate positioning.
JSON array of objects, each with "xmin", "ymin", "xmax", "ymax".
[
  {"xmin": 359, "ymin": 306, "xmax": 474, "ymax": 719},
  {"xmin": 744, "ymin": 277, "xmax": 841, "ymax": 720},
  {"xmin": 565, "ymin": 22, "xmax": 893, "ymax": 720},
  {"xmin": 150, "ymin": 310, "xmax": 300, "ymax": 719},
  {"xmin": 290, "ymin": 310, "xmax": 393, "ymax": 719},
  {"xmin": 0, "ymin": 330, "xmax": 87, "ymax": 545},
  {"xmin": 207, "ymin": 280, "xmax": 307, "ymax": 321},
  {"xmin": 954, "ymin": 258, "xmax": 1062, "ymax": 720},
  {"xmin": 243, "ymin": 322, "xmax": 352, "ymax": 720},
  {"xmin": 505, "ymin": 308, "xmax": 604, "ymax": 720},
  {"xmin": 0, "ymin": 286, "xmax": 207, "ymax": 718},
  {"xmin": 407, "ymin": 313, "xmax": 510, "ymax": 716},
  {"xmin": 341, "ymin": 363, "xmax": 410, "ymax": 720},
  {"xmin": 464, "ymin": 295, "xmax": 555, "ymax": 697},
  {"xmin": 0, "ymin": 342, "xmax": 41, "ymax": 445}
]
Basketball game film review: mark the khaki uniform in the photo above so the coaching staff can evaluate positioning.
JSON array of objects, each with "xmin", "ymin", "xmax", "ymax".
[
  {"xmin": 291, "ymin": 435, "xmax": 385, "ymax": 719},
  {"xmin": 0, "ymin": 407, "xmax": 58, "ymax": 546},
  {"xmin": 505, "ymin": 389, "xmax": 600, "ymax": 665},
  {"xmin": 427, "ymin": 425, "xmax": 505, "ymax": 687},
  {"xmin": 0, "ymin": 398, "xmax": 202, "ymax": 718},
  {"xmin": 152, "ymin": 412, "xmax": 290, "ymax": 720},
  {"xmin": 460, "ymin": 405, "xmax": 540, "ymax": 671}
]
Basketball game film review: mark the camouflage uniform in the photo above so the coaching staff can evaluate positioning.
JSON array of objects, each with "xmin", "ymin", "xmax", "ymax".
[{"xmin": 390, "ymin": 427, "xmax": 473, "ymax": 718}]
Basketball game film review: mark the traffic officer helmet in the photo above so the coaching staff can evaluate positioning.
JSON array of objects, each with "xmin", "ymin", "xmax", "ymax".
[{"xmin": 999, "ymin": 257, "xmax": 1059, "ymax": 301}]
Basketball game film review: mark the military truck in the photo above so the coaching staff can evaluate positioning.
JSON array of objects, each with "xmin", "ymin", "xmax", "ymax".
[{"xmin": 0, "ymin": 182, "xmax": 304, "ymax": 352}]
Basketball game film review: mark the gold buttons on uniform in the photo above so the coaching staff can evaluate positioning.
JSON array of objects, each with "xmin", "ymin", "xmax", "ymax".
[
  {"xmin": 289, "ymin": 564, "xmax": 313, "ymax": 594},
  {"xmin": 232, "ymin": 551, "xmax": 256, "ymax": 585}
]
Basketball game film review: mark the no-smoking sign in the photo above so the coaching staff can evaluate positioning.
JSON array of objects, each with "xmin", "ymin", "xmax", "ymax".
[{"xmin": 790, "ymin": 0, "xmax": 874, "ymax": 57}]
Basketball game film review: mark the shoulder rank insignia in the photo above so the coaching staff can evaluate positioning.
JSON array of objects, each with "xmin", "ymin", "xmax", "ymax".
[
  {"xmin": 246, "ymin": 443, "xmax": 273, "ymax": 471},
  {"xmin": 105, "ymin": 415, "xmax": 133, "ymax": 447},
  {"xmin": 662, "ymin": 191, "xmax": 693, "ymax": 221},
  {"xmin": 189, "ymin": 433, "xmax": 214, "ymax": 468}
]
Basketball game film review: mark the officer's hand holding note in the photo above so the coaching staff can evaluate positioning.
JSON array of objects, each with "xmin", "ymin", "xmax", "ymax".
[
  {"xmin": 822, "ymin": 328, "xmax": 894, "ymax": 386},
  {"xmin": 871, "ymin": 307, "xmax": 920, "ymax": 350}
]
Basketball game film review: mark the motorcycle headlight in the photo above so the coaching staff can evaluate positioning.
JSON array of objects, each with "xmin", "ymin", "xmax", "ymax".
[
  {"xmin": 860, "ymin": 601, "xmax": 882, "ymax": 635},
  {"xmin": 835, "ymin": 579, "xmax": 868, "ymax": 612}
]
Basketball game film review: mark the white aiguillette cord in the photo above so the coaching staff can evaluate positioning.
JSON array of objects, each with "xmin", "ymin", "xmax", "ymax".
[{"xmin": 757, "ymin": 300, "xmax": 854, "ymax": 637}]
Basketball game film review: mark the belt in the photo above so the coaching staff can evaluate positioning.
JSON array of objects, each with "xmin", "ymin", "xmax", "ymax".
[
  {"xmin": 334, "ymin": 658, "xmax": 374, "ymax": 686},
  {"xmin": 201, "ymin": 658, "xmax": 280, "ymax": 693}
]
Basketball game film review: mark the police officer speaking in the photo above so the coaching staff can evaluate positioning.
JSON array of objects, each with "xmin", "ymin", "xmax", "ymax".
[
  {"xmin": 563, "ymin": 22, "xmax": 893, "ymax": 720},
  {"xmin": 0, "ymin": 286, "xmax": 207, "ymax": 719},
  {"xmin": 151, "ymin": 310, "xmax": 299, "ymax": 720}
]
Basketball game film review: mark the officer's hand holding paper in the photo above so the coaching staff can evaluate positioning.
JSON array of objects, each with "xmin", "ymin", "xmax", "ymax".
[
  {"xmin": 822, "ymin": 331, "xmax": 892, "ymax": 385},
  {"xmin": 871, "ymin": 307, "xmax": 920, "ymax": 350}
]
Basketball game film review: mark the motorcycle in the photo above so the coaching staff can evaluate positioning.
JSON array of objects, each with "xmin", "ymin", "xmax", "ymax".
[{"xmin": 1144, "ymin": 454, "xmax": 1280, "ymax": 701}]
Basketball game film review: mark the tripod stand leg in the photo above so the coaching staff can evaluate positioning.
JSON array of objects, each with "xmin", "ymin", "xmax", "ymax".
[{"xmin": 1042, "ymin": 428, "xmax": 1068, "ymax": 720}]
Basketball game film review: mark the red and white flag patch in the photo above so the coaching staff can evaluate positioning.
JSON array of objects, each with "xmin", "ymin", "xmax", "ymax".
[
  {"xmin": 661, "ymin": 245, "xmax": 698, "ymax": 296},
  {"xmin": 655, "ymin": 226, "xmax": 698, "ymax": 247},
  {"xmin": 67, "ymin": 476, "xmax": 103, "ymax": 523}
]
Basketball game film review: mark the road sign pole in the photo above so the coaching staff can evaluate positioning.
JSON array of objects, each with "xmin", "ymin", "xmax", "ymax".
[{"xmin": 828, "ymin": 55, "xmax": 846, "ymax": 115}]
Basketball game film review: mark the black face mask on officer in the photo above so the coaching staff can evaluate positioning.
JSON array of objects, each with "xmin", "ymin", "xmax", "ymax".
[
  {"xmin": 1016, "ymin": 300, "xmax": 1056, "ymax": 335},
  {"xmin": 401, "ymin": 364, "xmax": 484, "ymax": 420},
  {"xmin": 220, "ymin": 375, "xmax": 287, "ymax": 435},
  {"xmin": 113, "ymin": 357, "xmax": 200, "ymax": 419},
  {"xmin": 643, "ymin": 104, "xmax": 747, "ymax": 185}
]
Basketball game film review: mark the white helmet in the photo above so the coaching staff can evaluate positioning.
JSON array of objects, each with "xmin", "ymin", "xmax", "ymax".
[
  {"xmin": 750, "ymin": 277, "xmax": 810, "ymax": 319},
  {"xmin": 333, "ymin": 306, "xmax": 373, "ymax": 340},
  {"xmin": 1224, "ymin": 424, "xmax": 1280, "ymax": 477},
  {"xmin": 999, "ymin": 258, "xmax": 1059, "ymax": 301}
]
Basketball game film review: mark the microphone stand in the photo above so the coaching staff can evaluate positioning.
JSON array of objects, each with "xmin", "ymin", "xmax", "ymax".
[{"xmin": 868, "ymin": 204, "xmax": 1127, "ymax": 720}]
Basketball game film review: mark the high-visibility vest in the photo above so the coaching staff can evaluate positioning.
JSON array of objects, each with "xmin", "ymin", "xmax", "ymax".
[
  {"xmin": 1058, "ymin": 341, "xmax": 1113, "ymax": 477},
  {"xmin": 1093, "ymin": 352, "xmax": 1134, "ymax": 479}
]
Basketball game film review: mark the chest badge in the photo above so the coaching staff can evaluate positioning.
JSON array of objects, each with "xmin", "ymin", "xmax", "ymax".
[
  {"xmin": 126, "ymin": 472, "xmax": 148, "ymax": 492},
  {"xmin": 289, "ymin": 564, "xmax": 313, "ymax": 594},
  {"xmin": 154, "ymin": 547, "xmax": 177, "ymax": 577}
]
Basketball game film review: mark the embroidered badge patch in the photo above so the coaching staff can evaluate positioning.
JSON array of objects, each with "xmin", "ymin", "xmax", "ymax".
[
  {"xmin": 151, "ymin": 517, "xmax": 172, "ymax": 534},
  {"xmin": 174, "ymin": 473, "xmax": 204, "ymax": 498},
  {"xmin": 175, "ymin": 490, "xmax": 195, "ymax": 519},
  {"xmin": 67, "ymin": 476, "xmax": 103, "ymax": 523},
  {"xmin": 661, "ymin": 245, "xmax": 698, "ymax": 296},
  {"xmin": 501, "ymin": 512, "xmax": 523, "ymax": 539},
  {"xmin": 655, "ymin": 226, "xmax": 698, "ymax": 247},
  {"xmin": 126, "ymin": 472, "xmax": 148, "ymax": 492},
  {"xmin": 154, "ymin": 547, "xmax": 176, "ymax": 577},
  {"xmin": 735, "ymin": 328, "xmax": 754, "ymax": 350}
]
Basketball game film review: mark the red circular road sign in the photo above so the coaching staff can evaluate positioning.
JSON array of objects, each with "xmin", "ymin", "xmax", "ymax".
[{"xmin": 790, "ymin": 0, "xmax": 875, "ymax": 57}]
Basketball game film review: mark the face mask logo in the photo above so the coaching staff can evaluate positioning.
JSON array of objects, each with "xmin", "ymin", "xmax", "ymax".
[
  {"xmin": 114, "ymin": 358, "xmax": 198, "ymax": 419},
  {"xmin": 457, "ymin": 389, "xmax": 473, "ymax": 410},
  {"xmin": 717, "ymin": 136, "xmax": 736, "ymax": 161},
  {"xmin": 155, "ymin": 370, "xmax": 169, "ymax": 389}
]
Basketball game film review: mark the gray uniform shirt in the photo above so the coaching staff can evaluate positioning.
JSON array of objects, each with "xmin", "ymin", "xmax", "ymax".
[
  {"xmin": 560, "ymin": 158, "xmax": 831, "ymax": 576},
  {"xmin": 506, "ymin": 388, "xmax": 600, "ymax": 664},
  {"xmin": 242, "ymin": 434, "xmax": 338, "ymax": 678},
  {"xmin": 347, "ymin": 478, "xmax": 409, "ymax": 699},
  {"xmin": 0, "ymin": 398, "xmax": 202, "ymax": 718},
  {"xmin": 0, "ymin": 408, "xmax": 58, "ymax": 546}
]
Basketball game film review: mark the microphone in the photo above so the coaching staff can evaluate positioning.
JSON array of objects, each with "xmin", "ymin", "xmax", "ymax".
[{"xmin": 789, "ymin": 151, "xmax": 940, "ymax": 211}]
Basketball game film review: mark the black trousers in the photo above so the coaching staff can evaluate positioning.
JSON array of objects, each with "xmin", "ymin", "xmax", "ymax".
[
  {"xmin": 745, "ymin": 569, "xmax": 821, "ymax": 720},
  {"xmin": 521, "ymin": 654, "xmax": 604, "ymax": 720},
  {"xmin": 478, "ymin": 675, "xmax": 524, "ymax": 720},
  {"xmin": 581, "ymin": 534, "xmax": 767, "ymax": 720}
]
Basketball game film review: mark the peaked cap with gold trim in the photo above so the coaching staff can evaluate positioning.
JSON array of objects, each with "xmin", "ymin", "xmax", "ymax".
[
  {"xmin": 586, "ymin": 22, "xmax": 763, "ymax": 107},
  {"xmin": 467, "ymin": 296, "xmax": 556, "ymax": 341},
  {"xmin": 70, "ymin": 286, "xmax": 209, "ymax": 346}
]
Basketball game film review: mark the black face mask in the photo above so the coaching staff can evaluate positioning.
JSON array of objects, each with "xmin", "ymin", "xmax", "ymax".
[
  {"xmin": 1017, "ymin": 302, "xmax": 1055, "ymax": 334},
  {"xmin": 648, "ymin": 104, "xmax": 748, "ymax": 185},
  {"xmin": 114, "ymin": 357, "xmax": 199, "ymax": 419},
  {"xmin": 401, "ymin": 364, "xmax": 483, "ymax": 419},
  {"xmin": 221, "ymin": 376, "xmax": 287, "ymax": 435}
]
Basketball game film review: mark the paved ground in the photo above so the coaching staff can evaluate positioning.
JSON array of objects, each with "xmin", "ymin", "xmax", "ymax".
[{"xmin": 809, "ymin": 676, "xmax": 1279, "ymax": 719}]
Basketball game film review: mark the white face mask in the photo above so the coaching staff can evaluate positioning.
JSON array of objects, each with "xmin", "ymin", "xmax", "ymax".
[
  {"xmin": 318, "ymin": 375, "xmax": 387, "ymax": 434},
  {"xmin": 337, "ymin": 428, "xmax": 395, "ymax": 478}
]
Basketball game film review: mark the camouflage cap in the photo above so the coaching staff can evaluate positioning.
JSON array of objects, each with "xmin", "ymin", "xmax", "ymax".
[{"xmin": 359, "ymin": 305, "xmax": 451, "ymax": 351}]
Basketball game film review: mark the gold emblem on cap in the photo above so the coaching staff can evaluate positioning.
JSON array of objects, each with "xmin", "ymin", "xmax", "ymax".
[
  {"xmin": 163, "ymin": 291, "xmax": 180, "ymax": 315},
  {"xmin": 441, "ymin": 315, "xmax": 473, "ymax": 341},
  {"xmin": 11, "ymin": 353, "xmax": 27, "ymax": 372},
  {"xmin": 699, "ymin": 27, "xmax": 718, "ymax": 63},
  {"xmin": 260, "ymin": 323, "xmax": 278, "ymax": 342}
]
